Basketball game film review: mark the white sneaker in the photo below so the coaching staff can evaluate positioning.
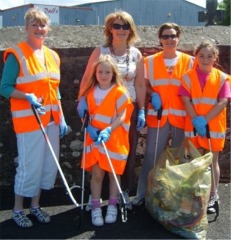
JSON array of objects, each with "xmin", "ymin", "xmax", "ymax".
[
  {"xmin": 105, "ymin": 205, "xmax": 118, "ymax": 224},
  {"xmin": 131, "ymin": 195, "xmax": 145, "ymax": 206},
  {"xmin": 91, "ymin": 208, "xmax": 104, "ymax": 226}
]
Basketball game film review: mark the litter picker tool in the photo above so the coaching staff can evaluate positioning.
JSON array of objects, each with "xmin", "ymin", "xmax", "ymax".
[
  {"xmin": 206, "ymin": 124, "xmax": 219, "ymax": 221},
  {"xmin": 78, "ymin": 110, "xmax": 89, "ymax": 228},
  {"xmin": 31, "ymin": 105, "xmax": 79, "ymax": 208},
  {"xmin": 101, "ymin": 140, "xmax": 129, "ymax": 222},
  {"xmin": 153, "ymin": 106, "xmax": 163, "ymax": 166}
]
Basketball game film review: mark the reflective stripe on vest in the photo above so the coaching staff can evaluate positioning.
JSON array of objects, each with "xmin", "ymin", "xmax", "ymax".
[
  {"xmin": 85, "ymin": 144, "xmax": 127, "ymax": 161},
  {"xmin": 12, "ymin": 104, "xmax": 59, "ymax": 118},
  {"xmin": 192, "ymin": 97, "xmax": 218, "ymax": 105},
  {"xmin": 117, "ymin": 93, "xmax": 129, "ymax": 109},
  {"xmin": 147, "ymin": 108, "xmax": 185, "ymax": 117},
  {"xmin": 13, "ymin": 45, "xmax": 60, "ymax": 83},
  {"xmin": 185, "ymin": 131, "xmax": 225, "ymax": 139},
  {"xmin": 94, "ymin": 113, "xmax": 112, "ymax": 125}
]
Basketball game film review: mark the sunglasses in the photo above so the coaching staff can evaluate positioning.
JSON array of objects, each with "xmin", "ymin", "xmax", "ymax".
[
  {"xmin": 112, "ymin": 23, "xmax": 130, "ymax": 30},
  {"xmin": 161, "ymin": 34, "xmax": 177, "ymax": 40}
]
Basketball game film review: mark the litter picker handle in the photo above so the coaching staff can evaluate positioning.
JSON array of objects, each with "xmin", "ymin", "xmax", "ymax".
[
  {"xmin": 83, "ymin": 110, "xmax": 89, "ymax": 128},
  {"xmin": 206, "ymin": 124, "xmax": 210, "ymax": 139},
  {"xmin": 81, "ymin": 110, "xmax": 89, "ymax": 132},
  {"xmin": 31, "ymin": 105, "xmax": 42, "ymax": 124},
  {"xmin": 157, "ymin": 106, "xmax": 163, "ymax": 120}
]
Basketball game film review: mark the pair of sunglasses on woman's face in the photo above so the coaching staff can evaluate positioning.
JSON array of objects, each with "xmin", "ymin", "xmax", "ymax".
[
  {"xmin": 160, "ymin": 34, "xmax": 178, "ymax": 40},
  {"xmin": 112, "ymin": 23, "xmax": 130, "ymax": 30}
]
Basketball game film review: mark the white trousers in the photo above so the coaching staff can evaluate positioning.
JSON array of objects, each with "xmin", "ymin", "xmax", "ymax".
[{"xmin": 15, "ymin": 122, "xmax": 59, "ymax": 197}]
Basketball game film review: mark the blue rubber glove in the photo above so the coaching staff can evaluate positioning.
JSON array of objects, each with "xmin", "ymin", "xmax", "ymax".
[
  {"xmin": 26, "ymin": 93, "xmax": 46, "ymax": 115},
  {"xmin": 192, "ymin": 116, "xmax": 207, "ymax": 137},
  {"xmin": 59, "ymin": 116, "xmax": 68, "ymax": 138},
  {"xmin": 87, "ymin": 124, "xmax": 100, "ymax": 141},
  {"xmin": 195, "ymin": 126, "xmax": 206, "ymax": 137},
  {"xmin": 136, "ymin": 109, "xmax": 146, "ymax": 131},
  {"xmin": 192, "ymin": 116, "xmax": 207, "ymax": 129},
  {"xmin": 77, "ymin": 96, "xmax": 88, "ymax": 118},
  {"xmin": 151, "ymin": 93, "xmax": 162, "ymax": 111},
  {"xmin": 96, "ymin": 126, "xmax": 112, "ymax": 145}
]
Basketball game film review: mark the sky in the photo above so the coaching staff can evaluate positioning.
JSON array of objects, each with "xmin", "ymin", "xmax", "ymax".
[{"xmin": 0, "ymin": 0, "xmax": 222, "ymax": 10}]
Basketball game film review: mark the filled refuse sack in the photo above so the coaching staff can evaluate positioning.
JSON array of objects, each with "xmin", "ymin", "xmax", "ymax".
[{"xmin": 145, "ymin": 139, "xmax": 212, "ymax": 239}]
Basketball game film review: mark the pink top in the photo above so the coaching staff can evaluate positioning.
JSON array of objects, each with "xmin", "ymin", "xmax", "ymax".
[{"xmin": 179, "ymin": 67, "xmax": 231, "ymax": 98}]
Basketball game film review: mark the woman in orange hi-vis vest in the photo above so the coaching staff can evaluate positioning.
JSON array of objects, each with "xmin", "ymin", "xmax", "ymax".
[
  {"xmin": 180, "ymin": 40, "xmax": 231, "ymax": 215},
  {"xmin": 0, "ymin": 8, "xmax": 68, "ymax": 228},
  {"xmin": 132, "ymin": 23, "xmax": 195, "ymax": 205},
  {"xmin": 78, "ymin": 55, "xmax": 133, "ymax": 227}
]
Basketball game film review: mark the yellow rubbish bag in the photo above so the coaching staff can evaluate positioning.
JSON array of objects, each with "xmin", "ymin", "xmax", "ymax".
[{"xmin": 145, "ymin": 139, "xmax": 212, "ymax": 239}]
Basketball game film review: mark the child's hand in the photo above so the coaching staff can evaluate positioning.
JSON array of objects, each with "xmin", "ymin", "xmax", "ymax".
[
  {"xmin": 96, "ymin": 127, "xmax": 112, "ymax": 145},
  {"xmin": 192, "ymin": 116, "xmax": 207, "ymax": 137}
]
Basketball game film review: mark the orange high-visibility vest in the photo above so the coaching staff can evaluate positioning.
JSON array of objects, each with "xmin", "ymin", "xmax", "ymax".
[
  {"xmin": 82, "ymin": 84, "xmax": 134, "ymax": 175},
  {"xmin": 145, "ymin": 51, "xmax": 195, "ymax": 129},
  {"xmin": 4, "ymin": 42, "xmax": 61, "ymax": 133},
  {"xmin": 182, "ymin": 67, "xmax": 228, "ymax": 151}
]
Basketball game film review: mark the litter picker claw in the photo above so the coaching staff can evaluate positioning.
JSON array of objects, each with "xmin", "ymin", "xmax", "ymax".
[{"xmin": 31, "ymin": 105, "xmax": 79, "ymax": 208}]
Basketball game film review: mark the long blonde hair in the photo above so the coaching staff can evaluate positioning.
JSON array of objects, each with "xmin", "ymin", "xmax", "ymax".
[
  {"xmin": 79, "ymin": 54, "xmax": 123, "ymax": 98},
  {"xmin": 103, "ymin": 11, "xmax": 140, "ymax": 47}
]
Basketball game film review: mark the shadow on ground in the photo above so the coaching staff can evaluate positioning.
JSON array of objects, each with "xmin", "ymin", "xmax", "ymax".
[{"xmin": 0, "ymin": 183, "xmax": 230, "ymax": 239}]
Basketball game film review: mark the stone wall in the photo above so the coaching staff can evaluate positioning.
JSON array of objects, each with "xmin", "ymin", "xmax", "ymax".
[{"xmin": 0, "ymin": 46, "xmax": 230, "ymax": 186}]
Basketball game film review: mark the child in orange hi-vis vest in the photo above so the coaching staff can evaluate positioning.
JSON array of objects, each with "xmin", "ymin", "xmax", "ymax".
[
  {"xmin": 78, "ymin": 54, "xmax": 133, "ymax": 227},
  {"xmin": 180, "ymin": 40, "xmax": 231, "ymax": 215}
]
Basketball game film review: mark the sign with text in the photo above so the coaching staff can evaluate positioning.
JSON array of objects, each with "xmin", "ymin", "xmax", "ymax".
[{"xmin": 34, "ymin": 5, "xmax": 60, "ymax": 26}]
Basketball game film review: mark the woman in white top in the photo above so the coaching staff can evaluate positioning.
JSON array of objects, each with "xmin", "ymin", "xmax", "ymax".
[{"xmin": 78, "ymin": 11, "xmax": 146, "ymax": 193}]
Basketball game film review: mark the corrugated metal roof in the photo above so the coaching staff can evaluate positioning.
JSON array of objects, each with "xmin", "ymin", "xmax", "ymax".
[{"xmin": 72, "ymin": 0, "xmax": 115, "ymax": 5}]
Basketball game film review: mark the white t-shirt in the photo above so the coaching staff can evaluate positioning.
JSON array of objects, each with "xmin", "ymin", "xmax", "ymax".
[
  {"xmin": 164, "ymin": 57, "xmax": 179, "ymax": 74},
  {"xmin": 94, "ymin": 84, "xmax": 115, "ymax": 106}
]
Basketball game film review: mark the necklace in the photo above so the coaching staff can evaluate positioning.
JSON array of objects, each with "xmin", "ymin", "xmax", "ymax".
[
  {"xmin": 111, "ymin": 45, "xmax": 130, "ymax": 81},
  {"xmin": 166, "ymin": 65, "xmax": 174, "ymax": 72}
]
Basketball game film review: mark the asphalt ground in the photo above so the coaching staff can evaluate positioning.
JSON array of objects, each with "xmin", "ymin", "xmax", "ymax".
[{"xmin": 0, "ymin": 183, "xmax": 230, "ymax": 239}]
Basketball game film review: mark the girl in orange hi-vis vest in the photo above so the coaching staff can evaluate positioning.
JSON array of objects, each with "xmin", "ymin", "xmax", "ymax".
[
  {"xmin": 0, "ymin": 9, "xmax": 68, "ymax": 229},
  {"xmin": 180, "ymin": 40, "xmax": 231, "ymax": 215},
  {"xmin": 132, "ymin": 23, "xmax": 195, "ymax": 205},
  {"xmin": 78, "ymin": 55, "xmax": 133, "ymax": 227}
]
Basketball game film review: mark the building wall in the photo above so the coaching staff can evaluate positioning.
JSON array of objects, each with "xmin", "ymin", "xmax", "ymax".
[
  {"xmin": 81, "ymin": 0, "xmax": 206, "ymax": 26},
  {"xmin": 0, "ymin": 0, "xmax": 206, "ymax": 27}
]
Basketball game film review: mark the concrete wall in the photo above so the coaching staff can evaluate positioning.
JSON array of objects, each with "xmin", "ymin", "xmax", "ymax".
[{"xmin": 0, "ymin": 46, "xmax": 230, "ymax": 186}]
